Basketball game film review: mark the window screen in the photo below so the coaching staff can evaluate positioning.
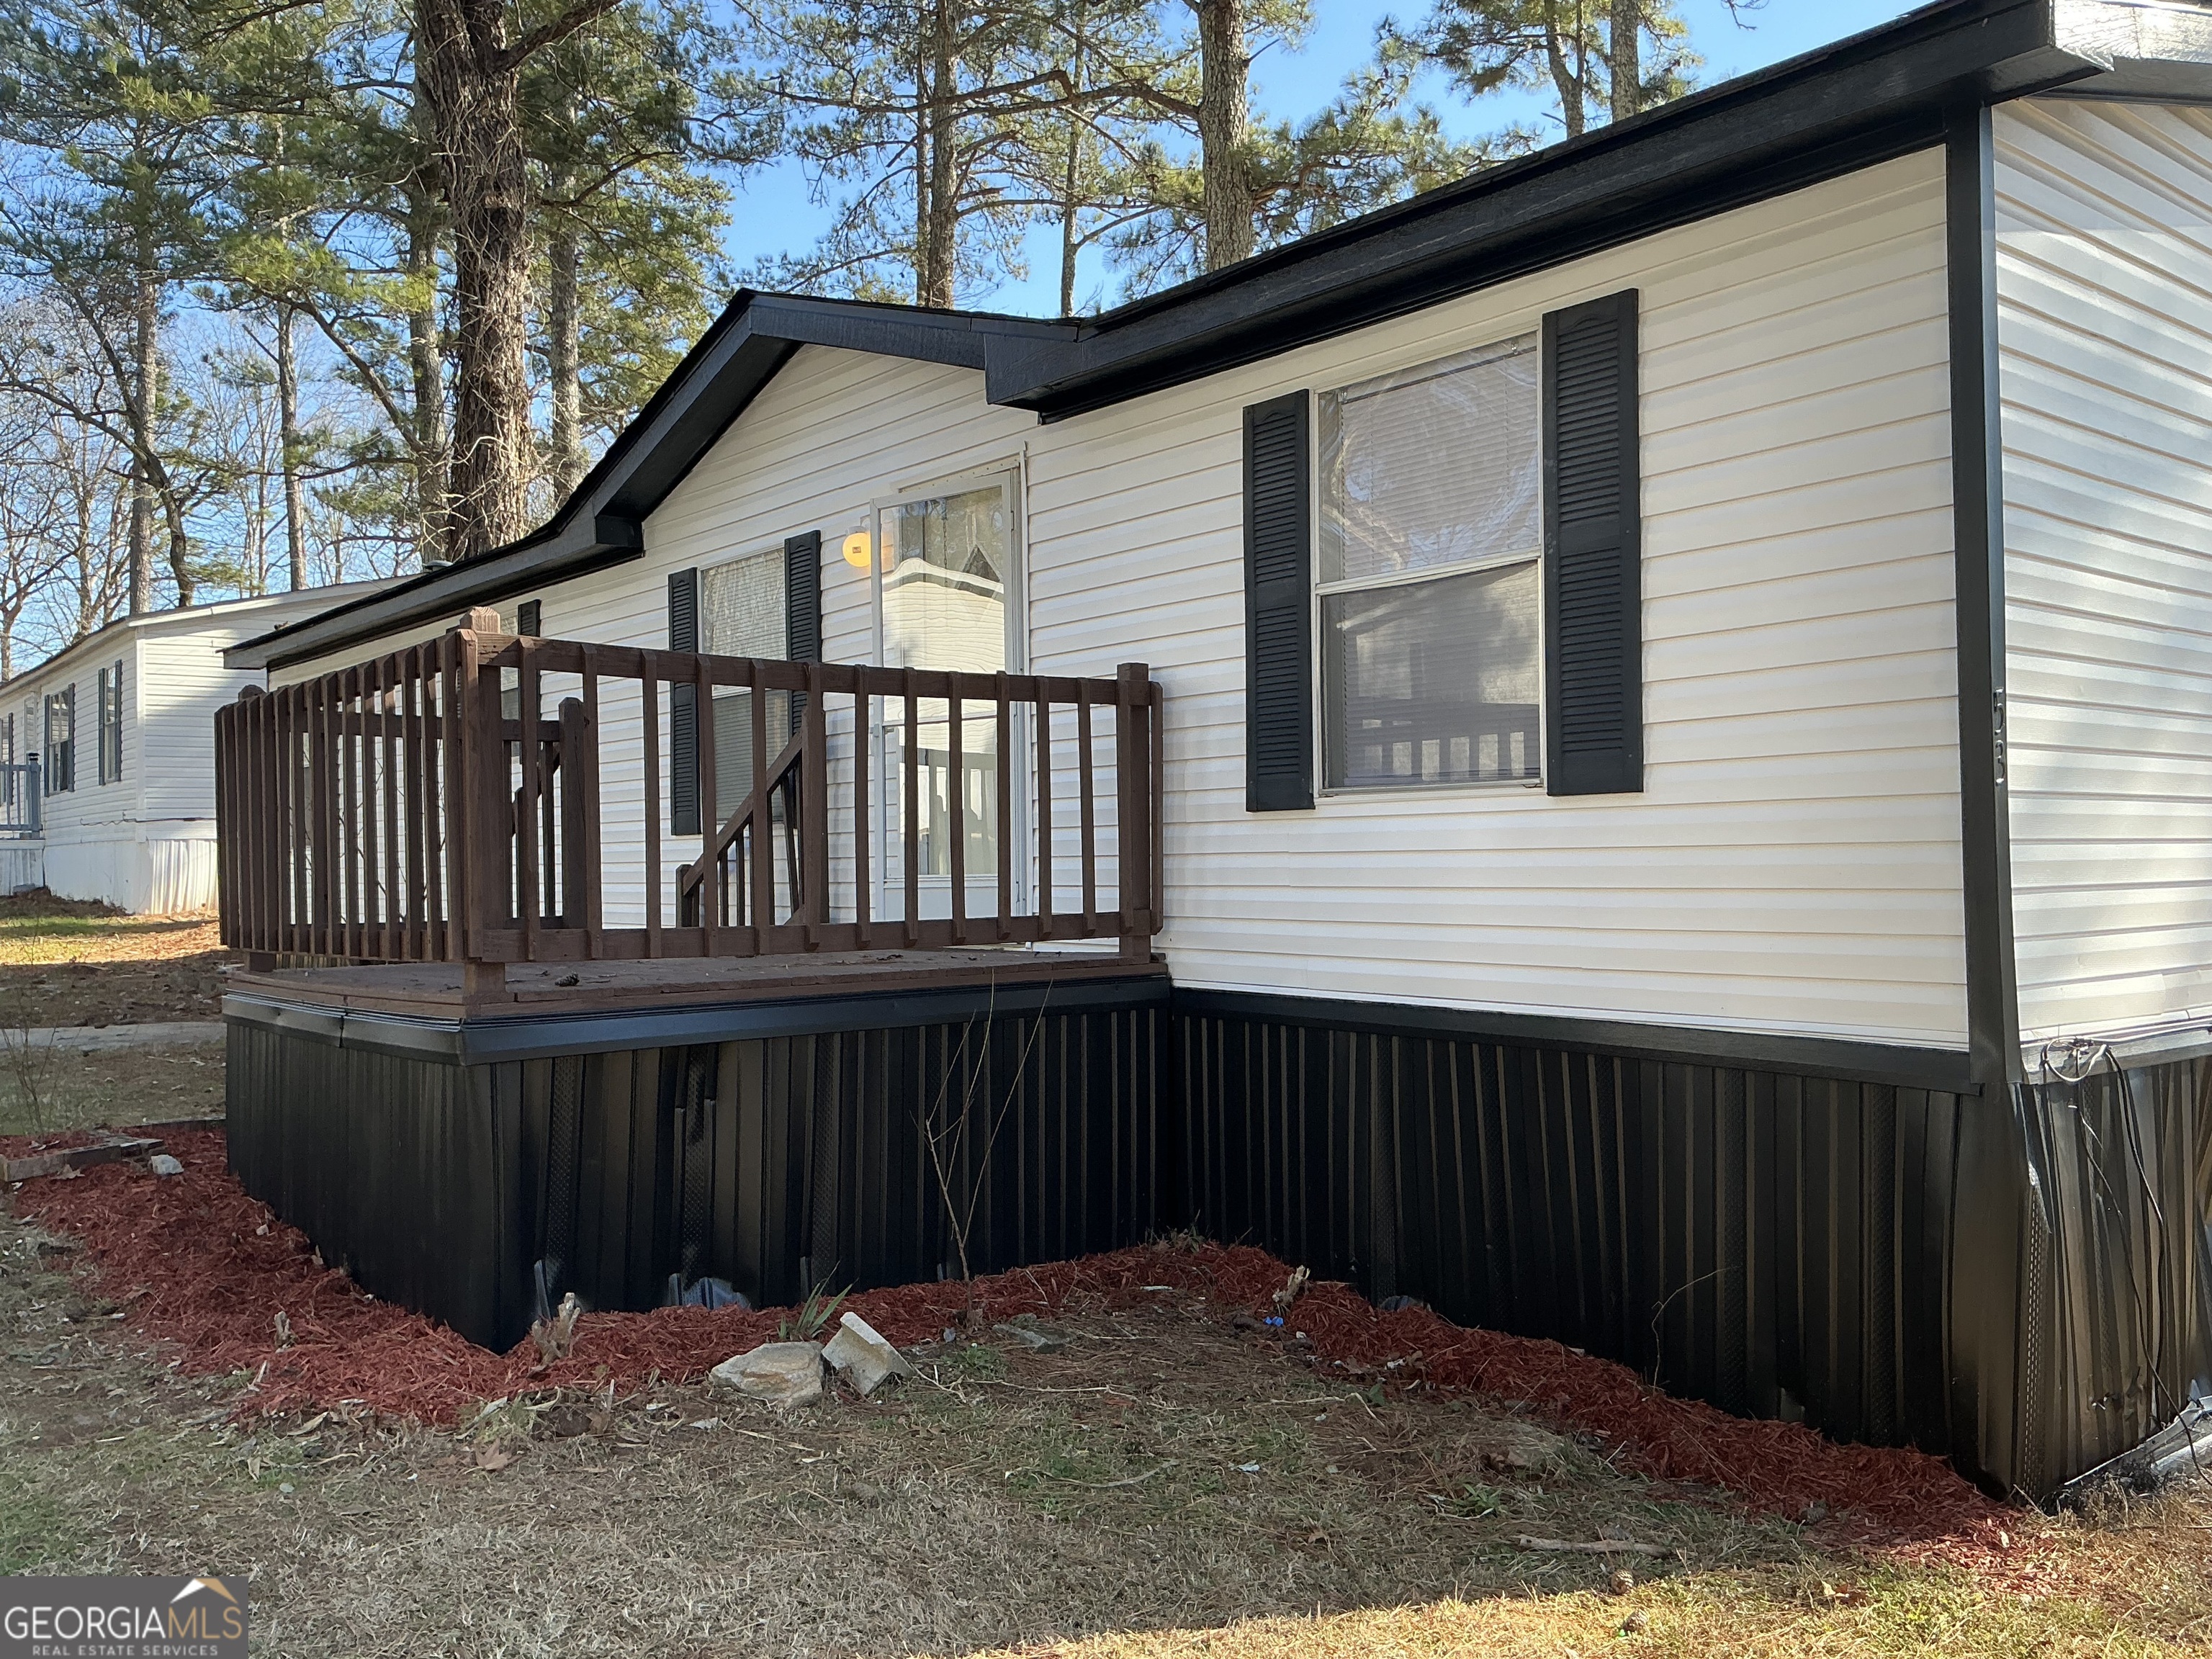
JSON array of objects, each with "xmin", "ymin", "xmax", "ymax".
[{"xmin": 1318, "ymin": 333, "xmax": 1543, "ymax": 789}]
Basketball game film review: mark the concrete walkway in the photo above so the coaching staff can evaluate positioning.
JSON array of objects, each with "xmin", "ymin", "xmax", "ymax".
[{"xmin": 7, "ymin": 1021, "xmax": 224, "ymax": 1053}]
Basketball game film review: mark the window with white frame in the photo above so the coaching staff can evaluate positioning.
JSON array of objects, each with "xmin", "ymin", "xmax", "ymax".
[
  {"xmin": 97, "ymin": 660, "xmax": 123, "ymax": 784},
  {"xmin": 44, "ymin": 685, "xmax": 73, "ymax": 794},
  {"xmin": 1318, "ymin": 333, "xmax": 1543, "ymax": 791}
]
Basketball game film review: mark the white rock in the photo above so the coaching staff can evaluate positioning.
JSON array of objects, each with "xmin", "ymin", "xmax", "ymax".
[
  {"xmin": 822, "ymin": 1311, "xmax": 916, "ymax": 1398},
  {"xmin": 708, "ymin": 1341, "xmax": 824, "ymax": 1407},
  {"xmin": 148, "ymin": 1154, "xmax": 184, "ymax": 1177}
]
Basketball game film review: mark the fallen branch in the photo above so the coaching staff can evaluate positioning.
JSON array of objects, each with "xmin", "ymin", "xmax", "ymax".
[
  {"xmin": 1046, "ymin": 1462, "xmax": 1174, "ymax": 1489},
  {"xmin": 1516, "ymin": 1536, "xmax": 1673, "ymax": 1556}
]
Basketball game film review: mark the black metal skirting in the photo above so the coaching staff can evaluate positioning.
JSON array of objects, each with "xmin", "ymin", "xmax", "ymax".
[
  {"xmin": 227, "ymin": 1002, "xmax": 1166, "ymax": 1352},
  {"xmin": 227, "ymin": 992, "xmax": 2210, "ymax": 1498},
  {"xmin": 1176, "ymin": 1007, "xmax": 2212, "ymax": 1501}
]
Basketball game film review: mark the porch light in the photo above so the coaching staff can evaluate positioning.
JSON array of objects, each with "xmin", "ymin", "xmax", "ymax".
[{"xmin": 842, "ymin": 531, "xmax": 872, "ymax": 570}]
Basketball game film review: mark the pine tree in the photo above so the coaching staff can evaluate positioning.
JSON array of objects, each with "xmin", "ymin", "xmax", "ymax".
[
  {"xmin": 523, "ymin": 1, "xmax": 759, "ymax": 498},
  {"xmin": 413, "ymin": 0, "xmax": 634, "ymax": 560},
  {"xmin": 0, "ymin": 0, "xmax": 233, "ymax": 610}
]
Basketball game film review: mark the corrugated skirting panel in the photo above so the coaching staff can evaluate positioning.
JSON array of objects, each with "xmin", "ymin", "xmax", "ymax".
[
  {"xmin": 228, "ymin": 1004, "xmax": 1166, "ymax": 1352},
  {"xmin": 2004, "ymin": 1058, "xmax": 2212, "ymax": 1496},
  {"xmin": 1176, "ymin": 1010, "xmax": 2212, "ymax": 1500}
]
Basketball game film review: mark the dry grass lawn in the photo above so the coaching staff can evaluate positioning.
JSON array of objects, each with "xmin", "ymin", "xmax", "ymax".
[
  {"xmin": 0, "ymin": 890, "xmax": 235, "ymax": 1029},
  {"xmin": 1, "ymin": 1187, "xmax": 2208, "ymax": 1658}
]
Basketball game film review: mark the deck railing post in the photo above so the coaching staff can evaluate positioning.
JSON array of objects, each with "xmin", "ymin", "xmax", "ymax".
[
  {"xmin": 1114, "ymin": 662, "xmax": 1154, "ymax": 962},
  {"xmin": 457, "ymin": 609, "xmax": 510, "ymax": 997},
  {"xmin": 802, "ymin": 660, "xmax": 829, "ymax": 937}
]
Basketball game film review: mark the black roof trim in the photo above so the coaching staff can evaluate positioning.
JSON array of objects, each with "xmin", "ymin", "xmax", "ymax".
[
  {"xmin": 232, "ymin": 295, "xmax": 1072, "ymax": 670},
  {"xmin": 1000, "ymin": 0, "xmax": 2101, "ymax": 418},
  {"xmin": 241, "ymin": 0, "xmax": 2152, "ymax": 671}
]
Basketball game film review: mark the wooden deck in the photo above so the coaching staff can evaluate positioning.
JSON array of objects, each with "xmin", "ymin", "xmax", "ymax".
[{"xmin": 225, "ymin": 947, "xmax": 1166, "ymax": 1022}]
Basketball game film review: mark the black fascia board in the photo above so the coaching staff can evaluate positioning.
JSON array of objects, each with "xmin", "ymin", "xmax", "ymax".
[
  {"xmin": 230, "ymin": 293, "xmax": 1073, "ymax": 671},
  {"xmin": 997, "ymin": 0, "xmax": 2103, "ymax": 419}
]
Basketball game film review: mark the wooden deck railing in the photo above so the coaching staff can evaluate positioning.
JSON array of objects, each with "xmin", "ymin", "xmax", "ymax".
[{"xmin": 215, "ymin": 609, "xmax": 1164, "ymax": 976}]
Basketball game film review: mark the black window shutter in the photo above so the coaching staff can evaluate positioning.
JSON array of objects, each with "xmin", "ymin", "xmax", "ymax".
[
  {"xmin": 516, "ymin": 599, "xmax": 541, "ymax": 637},
  {"xmin": 784, "ymin": 531, "xmax": 822, "ymax": 664},
  {"xmin": 668, "ymin": 567, "xmax": 699, "ymax": 835},
  {"xmin": 1244, "ymin": 390, "xmax": 1313, "ymax": 811},
  {"xmin": 1543, "ymin": 289, "xmax": 1644, "ymax": 796}
]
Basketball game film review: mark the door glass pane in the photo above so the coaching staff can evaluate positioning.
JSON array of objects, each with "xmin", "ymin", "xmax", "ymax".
[
  {"xmin": 1323, "ymin": 559, "xmax": 1541, "ymax": 788},
  {"xmin": 701, "ymin": 548, "xmax": 790, "ymax": 827},
  {"xmin": 1319, "ymin": 334, "xmax": 1540, "ymax": 585},
  {"xmin": 878, "ymin": 484, "xmax": 1011, "ymax": 882},
  {"xmin": 879, "ymin": 485, "xmax": 1009, "ymax": 674}
]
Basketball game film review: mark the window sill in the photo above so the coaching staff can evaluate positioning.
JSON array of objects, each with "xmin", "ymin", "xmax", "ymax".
[{"xmin": 1316, "ymin": 778, "xmax": 1545, "ymax": 803}]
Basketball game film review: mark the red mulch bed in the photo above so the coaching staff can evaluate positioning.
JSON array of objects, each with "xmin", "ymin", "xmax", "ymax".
[{"xmin": 7, "ymin": 1125, "xmax": 2052, "ymax": 1587}]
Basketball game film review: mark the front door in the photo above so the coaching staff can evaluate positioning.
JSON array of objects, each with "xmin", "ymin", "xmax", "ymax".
[{"xmin": 873, "ymin": 472, "xmax": 1023, "ymax": 925}]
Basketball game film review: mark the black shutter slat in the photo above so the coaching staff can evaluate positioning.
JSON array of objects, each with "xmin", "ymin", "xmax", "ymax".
[
  {"xmin": 1543, "ymin": 289, "xmax": 1643, "ymax": 796},
  {"xmin": 784, "ymin": 531, "xmax": 822, "ymax": 663},
  {"xmin": 1244, "ymin": 389, "xmax": 1313, "ymax": 811},
  {"xmin": 516, "ymin": 599, "xmax": 541, "ymax": 637},
  {"xmin": 669, "ymin": 567, "xmax": 699, "ymax": 835}
]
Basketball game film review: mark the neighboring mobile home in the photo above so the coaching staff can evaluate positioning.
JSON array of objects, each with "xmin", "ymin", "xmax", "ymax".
[
  {"xmin": 0, "ymin": 585, "xmax": 390, "ymax": 912},
  {"xmin": 222, "ymin": 0, "xmax": 2212, "ymax": 1500}
]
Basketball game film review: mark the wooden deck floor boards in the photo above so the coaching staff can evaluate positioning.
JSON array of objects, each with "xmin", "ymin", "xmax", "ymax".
[{"xmin": 225, "ymin": 948, "xmax": 1163, "ymax": 1021}]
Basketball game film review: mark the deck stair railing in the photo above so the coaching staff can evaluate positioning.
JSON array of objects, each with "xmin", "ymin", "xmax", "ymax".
[{"xmin": 215, "ymin": 608, "xmax": 1164, "ymax": 979}]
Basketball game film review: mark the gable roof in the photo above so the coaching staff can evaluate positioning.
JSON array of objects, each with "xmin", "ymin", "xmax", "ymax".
[
  {"xmin": 6, "ymin": 580, "xmax": 394, "ymax": 695},
  {"xmin": 234, "ymin": 0, "xmax": 2212, "ymax": 673}
]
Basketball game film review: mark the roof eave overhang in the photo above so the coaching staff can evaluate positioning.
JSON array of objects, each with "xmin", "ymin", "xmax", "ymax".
[
  {"xmin": 233, "ymin": 299, "xmax": 1074, "ymax": 672},
  {"xmin": 998, "ymin": 0, "xmax": 2107, "ymax": 420}
]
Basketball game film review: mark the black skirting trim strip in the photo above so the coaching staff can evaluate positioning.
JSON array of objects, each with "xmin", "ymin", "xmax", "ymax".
[
  {"xmin": 223, "ymin": 973, "xmax": 1173, "ymax": 1067},
  {"xmin": 1169, "ymin": 988, "xmax": 1979, "ymax": 1095}
]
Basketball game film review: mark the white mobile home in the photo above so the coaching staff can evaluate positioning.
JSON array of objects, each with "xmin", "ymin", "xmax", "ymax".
[
  {"xmin": 1, "ymin": 585, "xmax": 389, "ymax": 912},
  {"xmin": 225, "ymin": 0, "xmax": 2212, "ymax": 1500}
]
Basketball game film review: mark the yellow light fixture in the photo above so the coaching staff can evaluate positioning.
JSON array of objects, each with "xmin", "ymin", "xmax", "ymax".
[{"xmin": 840, "ymin": 531, "xmax": 872, "ymax": 570}]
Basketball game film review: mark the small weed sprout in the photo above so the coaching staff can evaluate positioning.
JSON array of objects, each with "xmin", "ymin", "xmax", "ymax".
[
  {"xmin": 0, "ymin": 999, "xmax": 59, "ymax": 1136},
  {"xmin": 915, "ymin": 983, "xmax": 1051, "ymax": 1327},
  {"xmin": 778, "ymin": 1282, "xmax": 848, "ymax": 1342}
]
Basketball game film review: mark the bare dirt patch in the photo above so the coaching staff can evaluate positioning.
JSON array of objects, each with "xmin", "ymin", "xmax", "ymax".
[{"xmin": 0, "ymin": 893, "xmax": 235, "ymax": 1028}]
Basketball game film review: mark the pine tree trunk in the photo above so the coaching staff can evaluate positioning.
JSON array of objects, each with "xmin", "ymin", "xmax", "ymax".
[
  {"xmin": 920, "ymin": 0, "xmax": 958, "ymax": 308},
  {"xmin": 276, "ymin": 302, "xmax": 308, "ymax": 591},
  {"xmin": 1609, "ymin": 0, "xmax": 1642, "ymax": 122},
  {"xmin": 407, "ymin": 176, "xmax": 453, "ymax": 568},
  {"xmin": 417, "ymin": 0, "xmax": 534, "ymax": 561},
  {"xmin": 547, "ymin": 210, "xmax": 586, "ymax": 497},
  {"xmin": 1058, "ymin": 1, "xmax": 1087, "ymax": 315},
  {"xmin": 1196, "ymin": 0, "xmax": 1254, "ymax": 270},
  {"xmin": 1545, "ymin": 1, "xmax": 1585, "ymax": 138},
  {"xmin": 127, "ymin": 261, "xmax": 158, "ymax": 616}
]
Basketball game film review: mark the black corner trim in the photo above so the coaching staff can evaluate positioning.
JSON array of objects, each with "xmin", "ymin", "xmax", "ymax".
[
  {"xmin": 785, "ymin": 530, "xmax": 823, "ymax": 664},
  {"xmin": 669, "ymin": 567, "xmax": 700, "ymax": 835},
  {"xmin": 1171, "ymin": 986, "xmax": 1979, "ymax": 1095},
  {"xmin": 1543, "ymin": 288, "xmax": 1643, "ymax": 796},
  {"xmin": 1244, "ymin": 389, "xmax": 1313, "ymax": 811},
  {"xmin": 1945, "ymin": 102, "xmax": 2020, "ymax": 1087}
]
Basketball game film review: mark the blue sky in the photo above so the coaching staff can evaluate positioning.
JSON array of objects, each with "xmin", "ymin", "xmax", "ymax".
[{"xmin": 721, "ymin": 0, "xmax": 1925, "ymax": 315}]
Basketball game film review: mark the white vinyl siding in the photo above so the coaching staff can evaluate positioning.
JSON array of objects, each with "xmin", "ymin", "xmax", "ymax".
[
  {"xmin": 1027, "ymin": 151, "xmax": 1963, "ymax": 1044},
  {"xmin": 0, "ymin": 585, "xmax": 384, "ymax": 912},
  {"xmin": 1995, "ymin": 99, "xmax": 2212, "ymax": 1043},
  {"xmin": 273, "ymin": 153, "xmax": 1966, "ymax": 1046}
]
